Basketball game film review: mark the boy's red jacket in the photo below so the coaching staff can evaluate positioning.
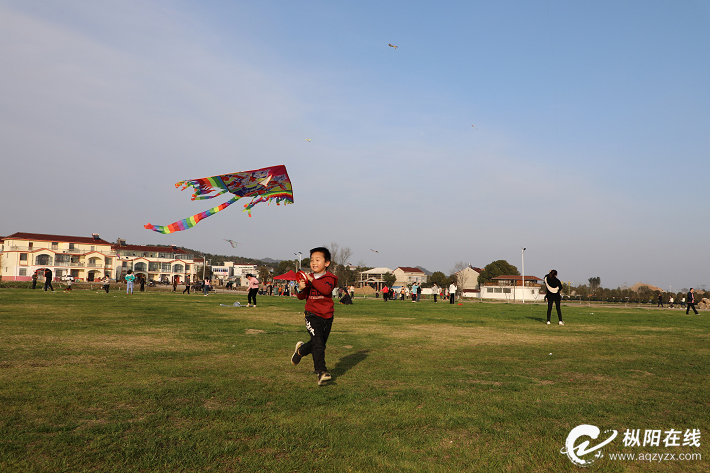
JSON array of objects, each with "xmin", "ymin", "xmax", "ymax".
[{"xmin": 297, "ymin": 271, "xmax": 338, "ymax": 319}]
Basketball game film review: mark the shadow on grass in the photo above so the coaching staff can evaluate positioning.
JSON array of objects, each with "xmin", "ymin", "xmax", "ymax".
[
  {"xmin": 525, "ymin": 316, "xmax": 546, "ymax": 323},
  {"xmin": 332, "ymin": 350, "xmax": 369, "ymax": 378}
]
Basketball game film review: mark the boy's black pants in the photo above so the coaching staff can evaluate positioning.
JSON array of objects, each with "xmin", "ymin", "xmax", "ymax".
[{"xmin": 300, "ymin": 312, "xmax": 333, "ymax": 374}]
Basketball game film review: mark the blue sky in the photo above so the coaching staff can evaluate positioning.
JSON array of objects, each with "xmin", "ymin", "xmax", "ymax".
[{"xmin": 1, "ymin": 0, "xmax": 708, "ymax": 290}]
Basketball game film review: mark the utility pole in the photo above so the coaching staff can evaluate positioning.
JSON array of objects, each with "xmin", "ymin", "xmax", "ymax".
[{"xmin": 521, "ymin": 247, "xmax": 526, "ymax": 303}]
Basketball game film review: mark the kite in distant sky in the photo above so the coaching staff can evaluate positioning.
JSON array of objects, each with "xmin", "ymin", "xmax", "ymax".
[
  {"xmin": 224, "ymin": 239, "xmax": 239, "ymax": 248},
  {"xmin": 305, "ymin": 139, "xmax": 311, "ymax": 142},
  {"xmin": 370, "ymin": 249, "xmax": 379, "ymax": 253},
  {"xmin": 471, "ymin": 125, "xmax": 478, "ymax": 130},
  {"xmin": 145, "ymin": 165, "xmax": 294, "ymax": 234},
  {"xmin": 388, "ymin": 43, "xmax": 398, "ymax": 49}
]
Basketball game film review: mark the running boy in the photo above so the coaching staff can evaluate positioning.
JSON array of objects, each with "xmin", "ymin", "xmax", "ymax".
[{"xmin": 291, "ymin": 247, "xmax": 338, "ymax": 386}]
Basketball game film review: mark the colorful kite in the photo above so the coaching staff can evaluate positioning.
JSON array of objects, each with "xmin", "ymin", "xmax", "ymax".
[
  {"xmin": 471, "ymin": 125, "xmax": 478, "ymax": 130},
  {"xmin": 388, "ymin": 43, "xmax": 398, "ymax": 49},
  {"xmin": 370, "ymin": 249, "xmax": 379, "ymax": 253},
  {"xmin": 145, "ymin": 165, "xmax": 294, "ymax": 234},
  {"xmin": 305, "ymin": 139, "xmax": 312, "ymax": 142},
  {"xmin": 224, "ymin": 239, "xmax": 239, "ymax": 248}
]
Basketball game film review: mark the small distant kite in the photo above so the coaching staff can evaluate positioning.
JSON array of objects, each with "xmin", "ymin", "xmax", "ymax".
[
  {"xmin": 145, "ymin": 165, "xmax": 294, "ymax": 234},
  {"xmin": 388, "ymin": 43, "xmax": 398, "ymax": 49},
  {"xmin": 471, "ymin": 125, "xmax": 478, "ymax": 130},
  {"xmin": 224, "ymin": 239, "xmax": 239, "ymax": 248},
  {"xmin": 370, "ymin": 249, "xmax": 379, "ymax": 253},
  {"xmin": 305, "ymin": 139, "xmax": 312, "ymax": 142}
]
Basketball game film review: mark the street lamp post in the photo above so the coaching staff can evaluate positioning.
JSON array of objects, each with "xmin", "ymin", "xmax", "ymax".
[
  {"xmin": 294, "ymin": 252, "xmax": 302, "ymax": 271},
  {"xmin": 521, "ymin": 247, "xmax": 526, "ymax": 304}
]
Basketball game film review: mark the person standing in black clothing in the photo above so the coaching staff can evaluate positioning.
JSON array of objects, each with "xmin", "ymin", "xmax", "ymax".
[
  {"xmin": 544, "ymin": 270, "xmax": 564, "ymax": 325},
  {"xmin": 43, "ymin": 268, "xmax": 54, "ymax": 291},
  {"xmin": 32, "ymin": 271, "xmax": 38, "ymax": 289},
  {"xmin": 686, "ymin": 288, "xmax": 699, "ymax": 315},
  {"xmin": 657, "ymin": 293, "xmax": 663, "ymax": 308},
  {"xmin": 140, "ymin": 275, "xmax": 146, "ymax": 292}
]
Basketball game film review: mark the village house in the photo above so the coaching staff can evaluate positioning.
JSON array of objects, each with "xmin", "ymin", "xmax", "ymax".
[
  {"xmin": 113, "ymin": 240, "xmax": 196, "ymax": 284},
  {"xmin": 455, "ymin": 265, "xmax": 483, "ymax": 297},
  {"xmin": 480, "ymin": 275, "xmax": 543, "ymax": 301},
  {"xmin": 358, "ymin": 267, "xmax": 393, "ymax": 291},
  {"xmin": 393, "ymin": 267, "xmax": 427, "ymax": 287}
]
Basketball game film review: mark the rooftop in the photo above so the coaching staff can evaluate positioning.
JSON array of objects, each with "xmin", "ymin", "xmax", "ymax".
[{"xmin": 1, "ymin": 232, "xmax": 111, "ymax": 246}]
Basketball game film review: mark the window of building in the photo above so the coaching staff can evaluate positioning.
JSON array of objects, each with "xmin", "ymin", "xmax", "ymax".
[
  {"xmin": 28, "ymin": 242, "xmax": 33, "ymax": 249},
  {"xmin": 69, "ymin": 243, "xmax": 75, "ymax": 250},
  {"xmin": 487, "ymin": 288, "xmax": 493, "ymax": 293},
  {"xmin": 20, "ymin": 253, "xmax": 28, "ymax": 261},
  {"xmin": 503, "ymin": 288, "xmax": 511, "ymax": 294},
  {"xmin": 55, "ymin": 255, "xmax": 70, "ymax": 264},
  {"xmin": 149, "ymin": 262, "xmax": 160, "ymax": 272},
  {"xmin": 494, "ymin": 287, "xmax": 502, "ymax": 293},
  {"xmin": 35, "ymin": 254, "xmax": 51, "ymax": 266},
  {"xmin": 174, "ymin": 264, "xmax": 184, "ymax": 273},
  {"xmin": 51, "ymin": 242, "xmax": 58, "ymax": 250},
  {"xmin": 19, "ymin": 268, "xmax": 27, "ymax": 276},
  {"xmin": 162, "ymin": 263, "xmax": 172, "ymax": 272}
]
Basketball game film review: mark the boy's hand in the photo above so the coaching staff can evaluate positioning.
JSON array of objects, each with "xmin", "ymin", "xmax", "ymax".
[{"xmin": 298, "ymin": 279, "xmax": 307, "ymax": 291}]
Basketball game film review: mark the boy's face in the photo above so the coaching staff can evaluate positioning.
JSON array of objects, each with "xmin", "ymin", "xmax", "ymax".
[{"xmin": 310, "ymin": 251, "xmax": 330, "ymax": 274}]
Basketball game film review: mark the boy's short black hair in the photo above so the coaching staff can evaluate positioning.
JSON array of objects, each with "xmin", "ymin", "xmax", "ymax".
[{"xmin": 310, "ymin": 246, "xmax": 331, "ymax": 262}]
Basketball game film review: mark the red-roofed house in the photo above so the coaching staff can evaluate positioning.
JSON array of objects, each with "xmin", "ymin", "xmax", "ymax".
[
  {"xmin": 455, "ymin": 265, "xmax": 483, "ymax": 297},
  {"xmin": 0, "ymin": 232, "xmax": 114, "ymax": 282},
  {"xmin": 113, "ymin": 242, "xmax": 195, "ymax": 284},
  {"xmin": 0, "ymin": 232, "xmax": 197, "ymax": 284},
  {"xmin": 393, "ymin": 267, "xmax": 427, "ymax": 287},
  {"xmin": 480, "ymin": 275, "xmax": 543, "ymax": 301}
]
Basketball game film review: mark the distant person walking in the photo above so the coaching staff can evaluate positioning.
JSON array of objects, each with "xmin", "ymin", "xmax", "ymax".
[
  {"xmin": 246, "ymin": 274, "xmax": 259, "ymax": 307},
  {"xmin": 173, "ymin": 277, "xmax": 178, "ymax": 292},
  {"xmin": 44, "ymin": 268, "xmax": 54, "ymax": 292},
  {"xmin": 32, "ymin": 271, "xmax": 38, "ymax": 289},
  {"xmin": 657, "ymin": 293, "xmax": 663, "ymax": 308},
  {"xmin": 64, "ymin": 274, "xmax": 74, "ymax": 291},
  {"xmin": 431, "ymin": 284, "xmax": 439, "ymax": 303},
  {"xmin": 183, "ymin": 276, "xmax": 191, "ymax": 294},
  {"xmin": 102, "ymin": 275, "xmax": 110, "ymax": 293},
  {"xmin": 448, "ymin": 282, "xmax": 457, "ymax": 304},
  {"xmin": 686, "ymin": 288, "xmax": 699, "ymax": 315},
  {"xmin": 139, "ymin": 275, "xmax": 146, "ymax": 292},
  {"xmin": 544, "ymin": 270, "xmax": 564, "ymax": 325},
  {"xmin": 203, "ymin": 277, "xmax": 210, "ymax": 296},
  {"xmin": 669, "ymin": 296, "xmax": 674, "ymax": 308},
  {"xmin": 125, "ymin": 270, "xmax": 135, "ymax": 295},
  {"xmin": 416, "ymin": 284, "xmax": 422, "ymax": 302}
]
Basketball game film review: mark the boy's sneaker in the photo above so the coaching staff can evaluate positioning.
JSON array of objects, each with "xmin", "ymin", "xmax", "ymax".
[
  {"xmin": 317, "ymin": 372, "xmax": 332, "ymax": 386},
  {"xmin": 546, "ymin": 321, "xmax": 550, "ymax": 325},
  {"xmin": 291, "ymin": 341, "xmax": 304, "ymax": 365},
  {"xmin": 559, "ymin": 321, "xmax": 565, "ymax": 325}
]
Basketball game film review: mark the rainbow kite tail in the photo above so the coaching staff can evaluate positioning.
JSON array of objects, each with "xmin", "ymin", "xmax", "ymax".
[{"xmin": 144, "ymin": 196, "xmax": 240, "ymax": 234}]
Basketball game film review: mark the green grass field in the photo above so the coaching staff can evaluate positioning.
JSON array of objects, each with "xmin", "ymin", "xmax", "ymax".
[{"xmin": 0, "ymin": 289, "xmax": 707, "ymax": 472}]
